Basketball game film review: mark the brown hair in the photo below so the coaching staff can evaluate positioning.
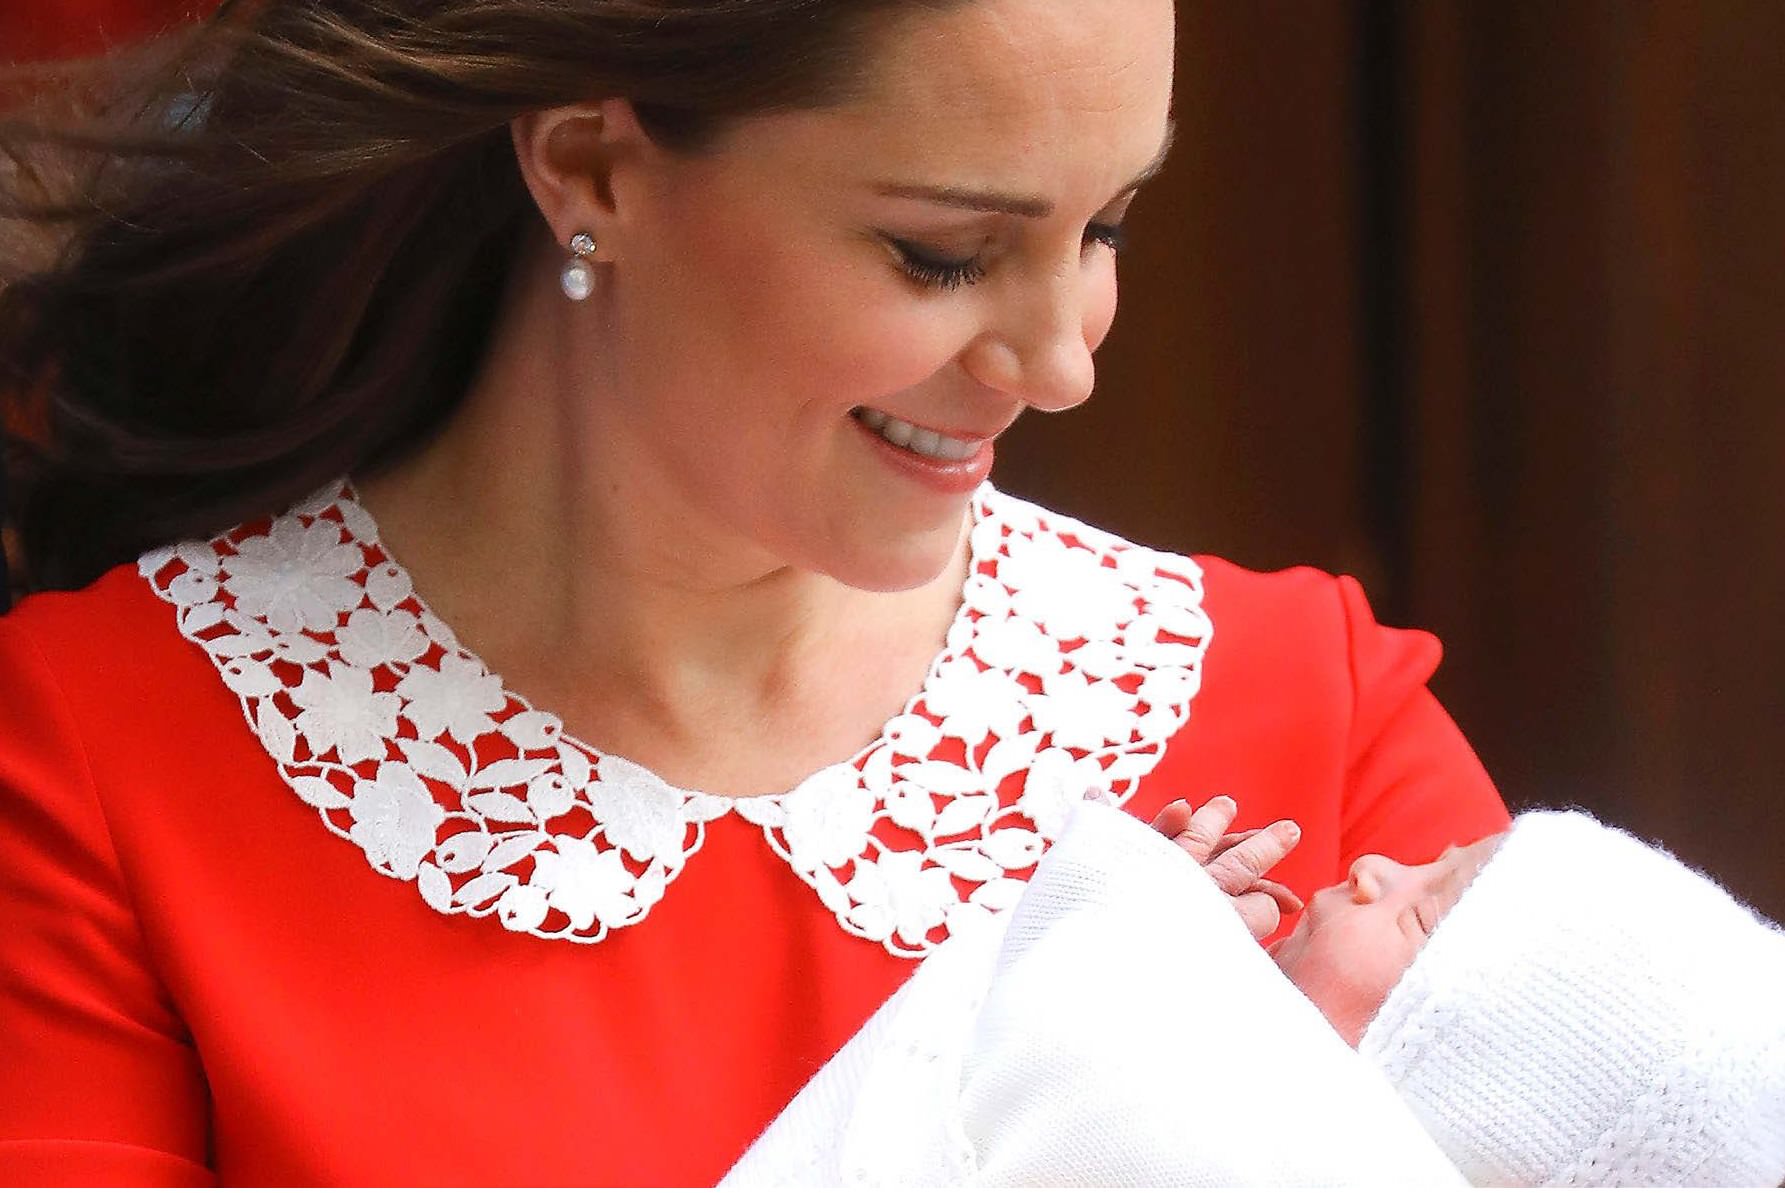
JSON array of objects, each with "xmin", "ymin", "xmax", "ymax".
[{"xmin": 0, "ymin": 0, "xmax": 962, "ymax": 596}]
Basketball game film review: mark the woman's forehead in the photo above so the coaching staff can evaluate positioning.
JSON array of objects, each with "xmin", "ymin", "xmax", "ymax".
[
  {"xmin": 843, "ymin": 0, "xmax": 1175, "ymax": 151},
  {"xmin": 858, "ymin": 0, "xmax": 1175, "ymax": 110}
]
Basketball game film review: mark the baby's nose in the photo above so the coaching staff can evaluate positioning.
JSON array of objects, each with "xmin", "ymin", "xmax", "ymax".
[{"xmin": 1347, "ymin": 854, "xmax": 1408, "ymax": 902}]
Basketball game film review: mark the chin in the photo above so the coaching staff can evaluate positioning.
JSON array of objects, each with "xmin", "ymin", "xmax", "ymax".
[
  {"xmin": 803, "ymin": 499, "xmax": 971, "ymax": 594},
  {"xmin": 824, "ymin": 542, "xmax": 963, "ymax": 594},
  {"xmin": 1268, "ymin": 914, "xmax": 1313, "ymax": 972}
]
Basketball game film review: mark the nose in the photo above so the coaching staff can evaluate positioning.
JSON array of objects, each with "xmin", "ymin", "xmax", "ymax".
[
  {"xmin": 1347, "ymin": 854, "xmax": 1411, "ymax": 904},
  {"xmin": 958, "ymin": 268, "xmax": 1100, "ymax": 414}
]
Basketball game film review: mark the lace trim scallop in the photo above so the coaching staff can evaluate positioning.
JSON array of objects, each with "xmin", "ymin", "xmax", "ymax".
[{"xmin": 140, "ymin": 482, "xmax": 1210, "ymax": 957}]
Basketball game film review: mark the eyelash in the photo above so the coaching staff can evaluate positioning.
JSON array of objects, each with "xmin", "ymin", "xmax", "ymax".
[{"xmin": 890, "ymin": 223, "xmax": 1129, "ymax": 292}]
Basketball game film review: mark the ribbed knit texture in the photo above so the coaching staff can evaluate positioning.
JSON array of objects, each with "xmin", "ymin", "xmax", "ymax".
[
  {"xmin": 1361, "ymin": 809, "xmax": 1785, "ymax": 1187},
  {"xmin": 725, "ymin": 802, "xmax": 1464, "ymax": 1187}
]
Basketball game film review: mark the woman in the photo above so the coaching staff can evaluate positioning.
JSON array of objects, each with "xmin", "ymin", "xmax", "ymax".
[{"xmin": 0, "ymin": 0, "xmax": 1509, "ymax": 1183}]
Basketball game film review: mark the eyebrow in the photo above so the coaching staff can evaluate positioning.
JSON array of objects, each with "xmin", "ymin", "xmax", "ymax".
[{"xmin": 870, "ymin": 118, "xmax": 1177, "ymax": 219}]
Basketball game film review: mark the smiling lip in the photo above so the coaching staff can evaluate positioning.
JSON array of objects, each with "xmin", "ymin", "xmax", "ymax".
[
  {"xmin": 851, "ymin": 407, "xmax": 998, "ymax": 495},
  {"xmin": 852, "ymin": 406, "xmax": 1012, "ymax": 445}
]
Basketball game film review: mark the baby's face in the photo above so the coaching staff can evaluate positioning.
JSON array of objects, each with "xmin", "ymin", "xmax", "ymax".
[{"xmin": 1271, "ymin": 833, "xmax": 1505, "ymax": 1045}]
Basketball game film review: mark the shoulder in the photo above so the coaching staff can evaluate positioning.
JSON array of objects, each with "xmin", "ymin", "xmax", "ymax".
[
  {"xmin": 0, "ymin": 559, "xmax": 236, "ymax": 776},
  {"xmin": 0, "ymin": 567, "xmax": 165, "ymax": 923},
  {"xmin": 980, "ymin": 492, "xmax": 1508, "ymax": 879},
  {"xmin": 1193, "ymin": 557, "xmax": 1444, "ymax": 701},
  {"xmin": 0, "ymin": 562, "xmax": 184, "ymax": 677},
  {"xmin": 983, "ymin": 487, "xmax": 1438, "ymax": 689},
  {"xmin": 2, "ymin": 560, "xmax": 179, "ymax": 671}
]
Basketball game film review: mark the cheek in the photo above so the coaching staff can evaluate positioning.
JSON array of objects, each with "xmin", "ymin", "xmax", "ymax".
[
  {"xmin": 766, "ymin": 283, "xmax": 973, "ymax": 405},
  {"xmin": 1280, "ymin": 918, "xmax": 1416, "ymax": 1043},
  {"xmin": 628, "ymin": 194, "xmax": 970, "ymax": 408}
]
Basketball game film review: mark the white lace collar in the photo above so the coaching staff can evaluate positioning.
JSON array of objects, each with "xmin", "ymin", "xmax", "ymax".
[{"xmin": 140, "ymin": 482, "xmax": 1211, "ymax": 957}]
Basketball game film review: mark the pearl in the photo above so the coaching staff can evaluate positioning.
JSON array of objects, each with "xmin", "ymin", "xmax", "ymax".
[{"xmin": 560, "ymin": 258, "xmax": 595, "ymax": 302}]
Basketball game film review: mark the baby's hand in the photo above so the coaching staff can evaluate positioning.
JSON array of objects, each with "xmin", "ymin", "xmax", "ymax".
[{"xmin": 1151, "ymin": 795, "xmax": 1304, "ymax": 939}]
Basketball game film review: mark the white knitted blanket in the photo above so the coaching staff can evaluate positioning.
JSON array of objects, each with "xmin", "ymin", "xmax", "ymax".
[
  {"xmin": 1360, "ymin": 809, "xmax": 1785, "ymax": 1187},
  {"xmin": 722, "ymin": 802, "xmax": 1465, "ymax": 1187}
]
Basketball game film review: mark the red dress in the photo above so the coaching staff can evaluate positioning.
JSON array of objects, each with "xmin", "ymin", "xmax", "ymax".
[{"xmin": 0, "ymin": 485, "xmax": 1508, "ymax": 1185}]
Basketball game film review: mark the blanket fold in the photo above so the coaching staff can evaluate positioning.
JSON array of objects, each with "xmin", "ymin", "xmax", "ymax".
[{"xmin": 723, "ymin": 802, "xmax": 1464, "ymax": 1187}]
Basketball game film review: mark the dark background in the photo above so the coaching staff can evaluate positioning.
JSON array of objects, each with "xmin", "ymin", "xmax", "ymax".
[
  {"xmin": 998, "ymin": 1, "xmax": 1785, "ymax": 921},
  {"xmin": 7, "ymin": 1, "xmax": 1782, "ymax": 919}
]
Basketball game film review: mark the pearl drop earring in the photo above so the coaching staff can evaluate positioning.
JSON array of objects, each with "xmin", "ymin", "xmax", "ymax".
[{"xmin": 560, "ymin": 232, "xmax": 597, "ymax": 302}]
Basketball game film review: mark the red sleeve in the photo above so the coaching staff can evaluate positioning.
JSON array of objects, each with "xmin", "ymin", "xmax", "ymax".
[
  {"xmin": 1130, "ymin": 561, "xmax": 1511, "ymax": 912},
  {"xmin": 1331, "ymin": 574, "xmax": 1510, "ymax": 867},
  {"xmin": 0, "ymin": 618, "xmax": 214, "ymax": 1186}
]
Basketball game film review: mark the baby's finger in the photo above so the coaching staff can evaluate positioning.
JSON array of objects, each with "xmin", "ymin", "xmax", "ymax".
[
  {"xmin": 1168, "ymin": 795, "xmax": 1237, "ymax": 864},
  {"xmin": 1206, "ymin": 827, "xmax": 1263, "ymax": 860},
  {"xmin": 1230, "ymin": 889, "xmax": 1284, "ymax": 940},
  {"xmin": 1205, "ymin": 819, "xmax": 1301, "ymax": 896},
  {"xmin": 1149, "ymin": 799, "xmax": 1193, "ymax": 840},
  {"xmin": 1244, "ymin": 877, "xmax": 1305, "ymax": 915}
]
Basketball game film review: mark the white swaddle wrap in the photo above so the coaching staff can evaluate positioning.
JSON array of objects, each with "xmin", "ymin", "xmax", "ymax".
[
  {"xmin": 1361, "ymin": 809, "xmax": 1785, "ymax": 1188},
  {"xmin": 723, "ymin": 801, "xmax": 1464, "ymax": 1187}
]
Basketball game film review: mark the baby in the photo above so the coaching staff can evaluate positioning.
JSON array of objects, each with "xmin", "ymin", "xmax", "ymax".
[
  {"xmin": 1356, "ymin": 811, "xmax": 1784, "ymax": 1188},
  {"xmin": 1151, "ymin": 792, "xmax": 1507, "ymax": 1047},
  {"xmin": 1166, "ymin": 795, "xmax": 1785, "ymax": 1185},
  {"xmin": 727, "ymin": 798, "xmax": 1785, "ymax": 1187}
]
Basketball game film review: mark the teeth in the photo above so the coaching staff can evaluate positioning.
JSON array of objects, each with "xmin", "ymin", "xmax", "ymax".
[{"xmin": 853, "ymin": 408, "xmax": 981, "ymax": 462}]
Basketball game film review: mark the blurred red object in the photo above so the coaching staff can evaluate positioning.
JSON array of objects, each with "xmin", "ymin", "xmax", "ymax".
[{"xmin": 1, "ymin": 1, "xmax": 211, "ymax": 63}]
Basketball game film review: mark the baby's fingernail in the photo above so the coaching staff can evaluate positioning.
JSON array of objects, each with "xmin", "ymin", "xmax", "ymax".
[{"xmin": 1284, "ymin": 822, "xmax": 1302, "ymax": 841}]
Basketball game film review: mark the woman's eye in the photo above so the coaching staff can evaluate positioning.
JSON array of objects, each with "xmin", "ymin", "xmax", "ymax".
[
  {"xmin": 888, "ymin": 238, "xmax": 987, "ymax": 291},
  {"xmin": 888, "ymin": 222, "xmax": 1127, "ymax": 291},
  {"xmin": 1085, "ymin": 221, "xmax": 1128, "ymax": 255}
]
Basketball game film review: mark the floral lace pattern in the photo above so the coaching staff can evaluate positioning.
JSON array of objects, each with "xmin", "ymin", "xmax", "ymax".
[{"xmin": 141, "ymin": 483, "xmax": 1211, "ymax": 957}]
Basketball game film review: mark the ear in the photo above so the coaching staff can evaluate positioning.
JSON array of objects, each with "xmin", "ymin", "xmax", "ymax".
[{"xmin": 510, "ymin": 98, "xmax": 657, "ymax": 259}]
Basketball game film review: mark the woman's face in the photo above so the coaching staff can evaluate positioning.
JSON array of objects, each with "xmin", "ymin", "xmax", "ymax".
[{"xmin": 592, "ymin": 0, "xmax": 1177, "ymax": 591}]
